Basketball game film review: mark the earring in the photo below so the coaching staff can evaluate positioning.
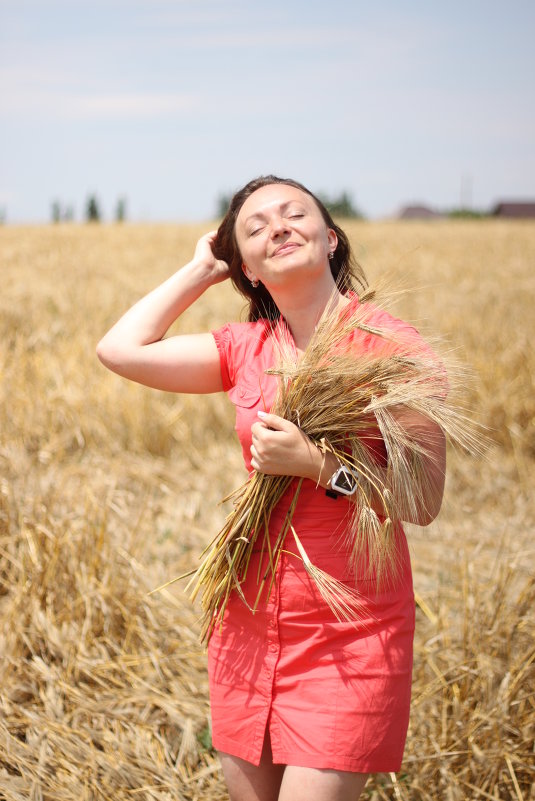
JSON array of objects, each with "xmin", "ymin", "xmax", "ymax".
[
  {"xmin": 328, "ymin": 251, "xmax": 334, "ymax": 260},
  {"xmin": 250, "ymin": 278, "xmax": 259, "ymax": 288}
]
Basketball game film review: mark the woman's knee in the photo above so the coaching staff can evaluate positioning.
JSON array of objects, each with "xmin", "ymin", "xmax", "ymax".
[
  {"xmin": 278, "ymin": 766, "xmax": 369, "ymax": 801},
  {"xmin": 218, "ymin": 750, "xmax": 285, "ymax": 801}
]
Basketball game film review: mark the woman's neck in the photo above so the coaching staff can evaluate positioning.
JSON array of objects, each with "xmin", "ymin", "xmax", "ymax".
[{"xmin": 272, "ymin": 280, "xmax": 350, "ymax": 352}]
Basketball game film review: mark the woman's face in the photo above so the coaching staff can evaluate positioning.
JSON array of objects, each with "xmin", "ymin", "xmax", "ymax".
[{"xmin": 234, "ymin": 184, "xmax": 337, "ymax": 291}]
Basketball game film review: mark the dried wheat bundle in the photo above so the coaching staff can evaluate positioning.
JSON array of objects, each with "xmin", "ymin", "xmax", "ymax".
[{"xmin": 184, "ymin": 288, "xmax": 482, "ymax": 641}]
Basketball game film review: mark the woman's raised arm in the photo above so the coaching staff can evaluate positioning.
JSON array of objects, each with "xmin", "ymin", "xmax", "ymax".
[{"xmin": 96, "ymin": 231, "xmax": 229, "ymax": 394}]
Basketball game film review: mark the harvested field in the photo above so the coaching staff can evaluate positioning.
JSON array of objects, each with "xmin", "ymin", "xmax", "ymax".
[{"xmin": 0, "ymin": 220, "xmax": 533, "ymax": 800}]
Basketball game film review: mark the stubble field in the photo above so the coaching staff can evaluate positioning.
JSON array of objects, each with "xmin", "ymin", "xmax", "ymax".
[{"xmin": 0, "ymin": 220, "xmax": 533, "ymax": 800}]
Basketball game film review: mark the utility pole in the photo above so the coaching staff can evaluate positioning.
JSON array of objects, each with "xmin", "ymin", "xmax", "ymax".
[{"xmin": 460, "ymin": 172, "xmax": 473, "ymax": 210}]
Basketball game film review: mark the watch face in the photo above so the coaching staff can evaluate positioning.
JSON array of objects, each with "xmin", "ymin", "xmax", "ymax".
[{"xmin": 332, "ymin": 467, "xmax": 357, "ymax": 494}]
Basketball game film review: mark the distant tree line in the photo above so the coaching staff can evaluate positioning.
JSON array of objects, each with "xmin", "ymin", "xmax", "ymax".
[
  {"xmin": 50, "ymin": 195, "xmax": 127, "ymax": 223},
  {"xmin": 216, "ymin": 189, "xmax": 364, "ymax": 220},
  {"xmin": 399, "ymin": 203, "xmax": 494, "ymax": 220},
  {"xmin": 446, "ymin": 207, "xmax": 488, "ymax": 219}
]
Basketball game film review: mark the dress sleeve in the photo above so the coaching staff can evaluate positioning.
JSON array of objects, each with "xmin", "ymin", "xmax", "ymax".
[
  {"xmin": 212, "ymin": 324, "xmax": 234, "ymax": 392},
  {"xmin": 353, "ymin": 305, "xmax": 448, "ymax": 466},
  {"xmin": 362, "ymin": 306, "xmax": 449, "ymax": 399}
]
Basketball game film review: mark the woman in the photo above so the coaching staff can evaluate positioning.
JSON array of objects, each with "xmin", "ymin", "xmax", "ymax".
[{"xmin": 97, "ymin": 175, "xmax": 446, "ymax": 801}]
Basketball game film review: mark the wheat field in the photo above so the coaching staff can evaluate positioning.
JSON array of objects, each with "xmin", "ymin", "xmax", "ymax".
[{"xmin": 0, "ymin": 220, "xmax": 533, "ymax": 800}]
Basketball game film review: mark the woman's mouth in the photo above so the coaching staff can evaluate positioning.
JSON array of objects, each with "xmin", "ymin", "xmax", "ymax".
[{"xmin": 273, "ymin": 242, "xmax": 300, "ymax": 257}]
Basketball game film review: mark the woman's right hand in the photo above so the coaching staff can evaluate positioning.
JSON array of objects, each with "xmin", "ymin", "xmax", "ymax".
[
  {"xmin": 194, "ymin": 230, "xmax": 231, "ymax": 286},
  {"xmin": 96, "ymin": 228, "xmax": 231, "ymax": 394}
]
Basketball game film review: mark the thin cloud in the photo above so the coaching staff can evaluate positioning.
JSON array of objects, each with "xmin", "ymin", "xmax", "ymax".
[
  {"xmin": 72, "ymin": 92, "xmax": 195, "ymax": 120},
  {"xmin": 150, "ymin": 25, "xmax": 361, "ymax": 50},
  {"xmin": 0, "ymin": 72, "xmax": 196, "ymax": 121}
]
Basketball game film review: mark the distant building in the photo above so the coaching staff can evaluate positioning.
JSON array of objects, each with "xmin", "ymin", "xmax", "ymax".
[
  {"xmin": 491, "ymin": 201, "xmax": 535, "ymax": 218},
  {"xmin": 398, "ymin": 204, "xmax": 443, "ymax": 220}
]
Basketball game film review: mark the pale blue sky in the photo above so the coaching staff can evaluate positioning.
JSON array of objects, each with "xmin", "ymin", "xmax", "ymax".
[{"xmin": 1, "ymin": 0, "xmax": 534, "ymax": 222}]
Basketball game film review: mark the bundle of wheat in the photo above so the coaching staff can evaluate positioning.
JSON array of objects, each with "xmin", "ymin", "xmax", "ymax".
[{"xmin": 182, "ymin": 288, "xmax": 482, "ymax": 640}]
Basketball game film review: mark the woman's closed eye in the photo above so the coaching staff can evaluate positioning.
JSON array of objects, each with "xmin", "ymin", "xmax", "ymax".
[{"xmin": 287, "ymin": 207, "xmax": 305, "ymax": 219}]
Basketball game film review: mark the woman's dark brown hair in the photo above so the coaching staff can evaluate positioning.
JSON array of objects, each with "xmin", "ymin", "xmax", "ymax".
[{"xmin": 213, "ymin": 175, "xmax": 368, "ymax": 321}]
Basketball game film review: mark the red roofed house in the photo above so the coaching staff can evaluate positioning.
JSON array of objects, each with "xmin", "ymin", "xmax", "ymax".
[
  {"xmin": 491, "ymin": 201, "xmax": 535, "ymax": 218},
  {"xmin": 398, "ymin": 204, "xmax": 443, "ymax": 220}
]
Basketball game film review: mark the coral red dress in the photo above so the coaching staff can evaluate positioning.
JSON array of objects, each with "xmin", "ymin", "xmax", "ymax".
[{"xmin": 207, "ymin": 298, "xmax": 419, "ymax": 773}]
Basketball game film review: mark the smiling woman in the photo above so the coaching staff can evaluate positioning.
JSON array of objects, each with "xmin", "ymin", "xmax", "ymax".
[
  {"xmin": 237, "ymin": 186, "xmax": 338, "ymax": 321},
  {"xmin": 213, "ymin": 176, "xmax": 367, "ymax": 323},
  {"xmin": 96, "ymin": 175, "xmax": 447, "ymax": 801}
]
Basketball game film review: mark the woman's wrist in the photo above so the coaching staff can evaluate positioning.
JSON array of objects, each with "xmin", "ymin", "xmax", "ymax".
[
  {"xmin": 182, "ymin": 257, "xmax": 218, "ymax": 290},
  {"xmin": 307, "ymin": 442, "xmax": 339, "ymax": 489}
]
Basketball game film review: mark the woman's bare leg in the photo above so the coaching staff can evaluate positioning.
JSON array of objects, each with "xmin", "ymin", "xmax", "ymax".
[
  {"xmin": 218, "ymin": 730, "xmax": 285, "ymax": 801},
  {"xmin": 278, "ymin": 766, "xmax": 369, "ymax": 801}
]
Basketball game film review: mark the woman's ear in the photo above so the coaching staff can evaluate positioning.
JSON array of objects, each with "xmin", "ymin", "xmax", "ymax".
[
  {"xmin": 327, "ymin": 229, "xmax": 338, "ymax": 255},
  {"xmin": 241, "ymin": 263, "xmax": 257, "ymax": 284}
]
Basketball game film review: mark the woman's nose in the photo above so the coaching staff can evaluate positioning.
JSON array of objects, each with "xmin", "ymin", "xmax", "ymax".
[{"xmin": 270, "ymin": 216, "xmax": 290, "ymax": 237}]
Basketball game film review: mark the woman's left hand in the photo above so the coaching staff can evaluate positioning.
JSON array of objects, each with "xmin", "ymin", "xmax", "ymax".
[{"xmin": 250, "ymin": 412, "xmax": 323, "ymax": 481}]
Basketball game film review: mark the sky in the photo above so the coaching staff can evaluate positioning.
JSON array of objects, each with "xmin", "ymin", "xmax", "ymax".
[{"xmin": 1, "ymin": 0, "xmax": 534, "ymax": 223}]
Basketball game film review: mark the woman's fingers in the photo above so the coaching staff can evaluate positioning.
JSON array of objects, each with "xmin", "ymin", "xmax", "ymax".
[
  {"xmin": 250, "ymin": 415, "xmax": 312, "ymax": 476},
  {"xmin": 256, "ymin": 411, "xmax": 292, "ymax": 430},
  {"xmin": 193, "ymin": 231, "xmax": 230, "ymax": 283}
]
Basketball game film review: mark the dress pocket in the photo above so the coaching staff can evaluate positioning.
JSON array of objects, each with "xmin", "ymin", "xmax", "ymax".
[{"xmin": 227, "ymin": 383, "xmax": 263, "ymax": 409}]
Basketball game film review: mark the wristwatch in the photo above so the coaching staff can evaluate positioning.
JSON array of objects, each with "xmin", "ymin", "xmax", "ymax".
[{"xmin": 326, "ymin": 465, "xmax": 360, "ymax": 498}]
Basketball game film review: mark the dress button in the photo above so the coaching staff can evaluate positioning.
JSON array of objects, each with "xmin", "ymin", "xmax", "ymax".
[{"xmin": 269, "ymin": 644, "xmax": 277, "ymax": 652}]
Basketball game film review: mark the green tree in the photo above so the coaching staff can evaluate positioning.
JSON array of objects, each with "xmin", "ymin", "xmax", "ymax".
[
  {"xmin": 447, "ymin": 207, "xmax": 487, "ymax": 219},
  {"xmin": 216, "ymin": 193, "xmax": 232, "ymax": 218},
  {"xmin": 318, "ymin": 191, "xmax": 363, "ymax": 219},
  {"xmin": 115, "ymin": 197, "xmax": 127, "ymax": 222},
  {"xmin": 86, "ymin": 194, "xmax": 101, "ymax": 222},
  {"xmin": 51, "ymin": 200, "xmax": 61, "ymax": 223}
]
